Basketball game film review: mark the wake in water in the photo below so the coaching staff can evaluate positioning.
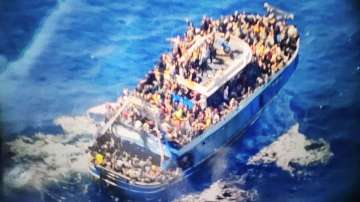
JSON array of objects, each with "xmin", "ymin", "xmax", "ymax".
[
  {"xmin": 2, "ymin": 118, "xmax": 334, "ymax": 201},
  {"xmin": 0, "ymin": 0, "xmax": 72, "ymax": 79},
  {"xmin": 173, "ymin": 122, "xmax": 333, "ymax": 201},
  {"xmin": 3, "ymin": 116, "xmax": 96, "ymax": 191},
  {"xmin": 173, "ymin": 174, "xmax": 257, "ymax": 202},
  {"xmin": 173, "ymin": 174, "xmax": 258, "ymax": 202},
  {"xmin": 247, "ymin": 124, "xmax": 333, "ymax": 175}
]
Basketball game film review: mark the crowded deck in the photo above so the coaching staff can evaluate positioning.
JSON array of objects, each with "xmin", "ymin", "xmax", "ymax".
[{"xmin": 89, "ymin": 6, "xmax": 299, "ymax": 185}]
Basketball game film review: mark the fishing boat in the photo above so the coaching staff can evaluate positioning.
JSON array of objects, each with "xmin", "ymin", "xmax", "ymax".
[{"xmin": 87, "ymin": 3, "xmax": 300, "ymax": 199}]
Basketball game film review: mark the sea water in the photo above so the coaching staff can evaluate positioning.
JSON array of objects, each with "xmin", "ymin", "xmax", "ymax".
[{"xmin": 1, "ymin": 0, "xmax": 360, "ymax": 201}]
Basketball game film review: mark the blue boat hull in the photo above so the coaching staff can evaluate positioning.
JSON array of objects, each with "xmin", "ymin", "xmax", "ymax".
[{"xmin": 89, "ymin": 53, "xmax": 299, "ymax": 199}]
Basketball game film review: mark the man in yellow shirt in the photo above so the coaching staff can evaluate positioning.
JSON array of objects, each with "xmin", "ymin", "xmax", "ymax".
[{"xmin": 95, "ymin": 153, "xmax": 105, "ymax": 165}]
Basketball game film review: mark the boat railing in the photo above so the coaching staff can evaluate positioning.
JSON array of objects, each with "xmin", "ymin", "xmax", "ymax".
[{"xmin": 95, "ymin": 164, "xmax": 167, "ymax": 186}]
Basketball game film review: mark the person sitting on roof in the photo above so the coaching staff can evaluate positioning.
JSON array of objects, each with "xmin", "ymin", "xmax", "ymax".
[{"xmin": 219, "ymin": 33, "xmax": 232, "ymax": 56}]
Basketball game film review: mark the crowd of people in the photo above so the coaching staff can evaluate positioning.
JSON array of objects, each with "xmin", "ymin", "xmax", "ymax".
[
  {"xmin": 90, "ymin": 133, "xmax": 179, "ymax": 184},
  {"xmin": 115, "ymin": 11, "xmax": 298, "ymax": 146},
  {"xmin": 91, "ymin": 10, "xmax": 299, "ymax": 184}
]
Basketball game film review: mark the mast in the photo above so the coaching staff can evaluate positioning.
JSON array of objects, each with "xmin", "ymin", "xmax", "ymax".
[{"xmin": 99, "ymin": 97, "xmax": 127, "ymax": 135}]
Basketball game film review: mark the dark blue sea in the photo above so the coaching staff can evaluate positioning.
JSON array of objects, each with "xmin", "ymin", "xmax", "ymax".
[{"xmin": 1, "ymin": 0, "xmax": 360, "ymax": 201}]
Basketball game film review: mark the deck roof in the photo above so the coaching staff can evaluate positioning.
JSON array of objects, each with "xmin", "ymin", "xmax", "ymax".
[{"xmin": 165, "ymin": 34, "xmax": 252, "ymax": 97}]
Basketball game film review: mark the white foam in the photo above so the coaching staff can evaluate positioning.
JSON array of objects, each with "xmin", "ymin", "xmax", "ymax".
[
  {"xmin": 247, "ymin": 124, "xmax": 333, "ymax": 175},
  {"xmin": 4, "ymin": 115, "xmax": 96, "ymax": 190},
  {"xmin": 90, "ymin": 45, "xmax": 115, "ymax": 59},
  {"xmin": 174, "ymin": 151, "xmax": 257, "ymax": 202},
  {"xmin": 54, "ymin": 115, "xmax": 98, "ymax": 135},
  {"xmin": 0, "ymin": 0, "xmax": 72, "ymax": 79},
  {"xmin": 209, "ymin": 148, "xmax": 230, "ymax": 182},
  {"xmin": 174, "ymin": 179, "xmax": 257, "ymax": 202}
]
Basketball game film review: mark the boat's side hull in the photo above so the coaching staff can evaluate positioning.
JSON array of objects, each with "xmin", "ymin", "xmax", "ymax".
[{"xmin": 89, "ymin": 165, "xmax": 167, "ymax": 195}]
